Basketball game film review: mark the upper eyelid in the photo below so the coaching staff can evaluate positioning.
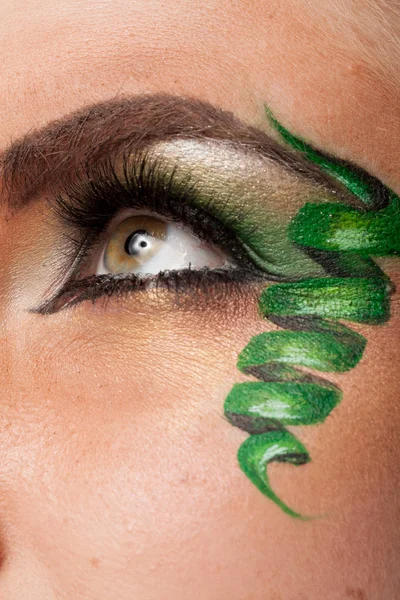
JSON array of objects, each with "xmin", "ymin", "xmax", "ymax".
[
  {"xmin": 41, "ymin": 128, "xmax": 383, "ymax": 304},
  {"xmin": 49, "ymin": 135, "xmax": 353, "ymax": 241},
  {"xmin": 38, "ymin": 152, "xmax": 268, "ymax": 307},
  {"xmin": 51, "ymin": 136, "xmax": 348, "ymax": 213},
  {"xmin": 1, "ymin": 94, "xmax": 352, "ymax": 214}
]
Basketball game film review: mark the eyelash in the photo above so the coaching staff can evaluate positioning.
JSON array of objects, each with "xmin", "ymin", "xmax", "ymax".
[{"xmin": 35, "ymin": 151, "xmax": 267, "ymax": 314}]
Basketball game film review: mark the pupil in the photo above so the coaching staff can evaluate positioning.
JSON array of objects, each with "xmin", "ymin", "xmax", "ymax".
[{"xmin": 124, "ymin": 229, "xmax": 151, "ymax": 256}]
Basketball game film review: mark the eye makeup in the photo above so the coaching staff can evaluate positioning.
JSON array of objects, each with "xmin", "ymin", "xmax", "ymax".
[
  {"xmin": 8, "ymin": 94, "xmax": 389, "ymax": 316},
  {"xmin": 150, "ymin": 138, "xmax": 358, "ymax": 280},
  {"xmin": 33, "ymin": 151, "xmax": 269, "ymax": 314},
  {"xmin": 32, "ymin": 131, "xmax": 360, "ymax": 314},
  {"xmin": 8, "ymin": 94, "xmax": 390, "ymax": 317}
]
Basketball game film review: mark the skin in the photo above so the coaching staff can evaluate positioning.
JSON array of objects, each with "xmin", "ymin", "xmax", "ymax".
[{"xmin": 0, "ymin": 1, "xmax": 400, "ymax": 599}]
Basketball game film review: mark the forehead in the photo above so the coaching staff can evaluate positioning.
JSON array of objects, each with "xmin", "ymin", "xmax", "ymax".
[{"xmin": 1, "ymin": 0, "xmax": 400, "ymax": 192}]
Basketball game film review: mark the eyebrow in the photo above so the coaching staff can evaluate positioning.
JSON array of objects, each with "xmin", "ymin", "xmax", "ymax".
[{"xmin": 0, "ymin": 94, "xmax": 342, "ymax": 211}]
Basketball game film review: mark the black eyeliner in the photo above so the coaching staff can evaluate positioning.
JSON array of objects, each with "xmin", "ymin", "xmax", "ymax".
[
  {"xmin": 34, "ymin": 151, "xmax": 270, "ymax": 314},
  {"xmin": 34, "ymin": 267, "xmax": 265, "ymax": 315}
]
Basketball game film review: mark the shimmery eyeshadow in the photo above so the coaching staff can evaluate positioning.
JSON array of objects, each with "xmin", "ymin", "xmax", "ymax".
[{"xmin": 151, "ymin": 140, "xmax": 348, "ymax": 280}]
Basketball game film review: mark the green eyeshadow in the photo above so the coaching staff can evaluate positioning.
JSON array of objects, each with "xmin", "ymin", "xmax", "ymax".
[{"xmin": 152, "ymin": 140, "xmax": 351, "ymax": 279}]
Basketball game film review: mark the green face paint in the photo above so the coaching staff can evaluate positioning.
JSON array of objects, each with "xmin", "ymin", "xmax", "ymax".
[
  {"xmin": 265, "ymin": 106, "xmax": 391, "ymax": 209},
  {"xmin": 260, "ymin": 277, "xmax": 391, "ymax": 324},
  {"xmin": 224, "ymin": 108, "xmax": 397, "ymax": 518},
  {"xmin": 289, "ymin": 196, "xmax": 400, "ymax": 255},
  {"xmin": 225, "ymin": 381, "xmax": 341, "ymax": 428},
  {"xmin": 237, "ymin": 321, "xmax": 367, "ymax": 374},
  {"xmin": 237, "ymin": 431, "xmax": 310, "ymax": 520},
  {"xmin": 145, "ymin": 113, "xmax": 396, "ymax": 517}
]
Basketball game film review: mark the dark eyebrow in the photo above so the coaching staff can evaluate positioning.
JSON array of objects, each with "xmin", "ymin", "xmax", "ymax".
[{"xmin": 0, "ymin": 94, "xmax": 342, "ymax": 211}]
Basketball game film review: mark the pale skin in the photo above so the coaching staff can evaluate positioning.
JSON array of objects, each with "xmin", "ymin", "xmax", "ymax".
[{"xmin": 0, "ymin": 1, "xmax": 400, "ymax": 598}]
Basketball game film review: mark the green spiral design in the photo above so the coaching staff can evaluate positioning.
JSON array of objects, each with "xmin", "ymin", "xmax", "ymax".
[{"xmin": 224, "ymin": 109, "xmax": 397, "ymax": 518}]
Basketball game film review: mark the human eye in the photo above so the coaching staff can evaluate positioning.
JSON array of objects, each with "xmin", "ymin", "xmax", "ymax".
[
  {"xmin": 95, "ymin": 213, "xmax": 230, "ymax": 276},
  {"xmin": 25, "ymin": 98, "xmax": 380, "ymax": 317},
  {"xmin": 34, "ymin": 152, "xmax": 266, "ymax": 314}
]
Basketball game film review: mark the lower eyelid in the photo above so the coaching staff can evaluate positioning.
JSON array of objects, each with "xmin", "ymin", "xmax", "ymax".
[{"xmin": 33, "ymin": 266, "xmax": 265, "ymax": 315}]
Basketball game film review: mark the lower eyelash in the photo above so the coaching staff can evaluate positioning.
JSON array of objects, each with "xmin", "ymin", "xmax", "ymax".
[{"xmin": 33, "ymin": 266, "xmax": 265, "ymax": 315}]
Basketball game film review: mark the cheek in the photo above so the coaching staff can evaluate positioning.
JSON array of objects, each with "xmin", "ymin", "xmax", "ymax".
[
  {"xmin": 1, "ymin": 281, "xmax": 400, "ymax": 599},
  {"xmin": 1, "ymin": 288, "xmax": 269, "ymax": 595}
]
